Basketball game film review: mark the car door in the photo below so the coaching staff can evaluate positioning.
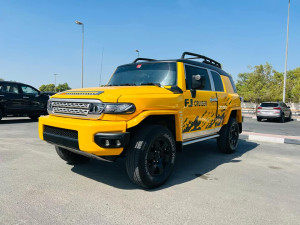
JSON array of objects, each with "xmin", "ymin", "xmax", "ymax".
[
  {"xmin": 182, "ymin": 64, "xmax": 218, "ymax": 141},
  {"xmin": 281, "ymin": 103, "xmax": 289, "ymax": 117},
  {"xmin": 1, "ymin": 83, "xmax": 24, "ymax": 114},
  {"xmin": 209, "ymin": 70, "xmax": 228, "ymax": 127},
  {"xmin": 19, "ymin": 84, "xmax": 44, "ymax": 114}
]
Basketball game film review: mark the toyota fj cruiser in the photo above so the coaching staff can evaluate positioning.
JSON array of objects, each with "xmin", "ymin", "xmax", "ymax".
[{"xmin": 39, "ymin": 52, "xmax": 242, "ymax": 188}]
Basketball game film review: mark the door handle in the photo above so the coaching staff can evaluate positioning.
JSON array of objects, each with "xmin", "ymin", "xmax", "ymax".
[
  {"xmin": 210, "ymin": 98, "xmax": 218, "ymax": 102},
  {"xmin": 23, "ymin": 96, "xmax": 30, "ymax": 99}
]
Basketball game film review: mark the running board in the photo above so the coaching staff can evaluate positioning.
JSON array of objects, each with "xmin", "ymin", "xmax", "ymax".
[{"xmin": 182, "ymin": 134, "xmax": 219, "ymax": 146}]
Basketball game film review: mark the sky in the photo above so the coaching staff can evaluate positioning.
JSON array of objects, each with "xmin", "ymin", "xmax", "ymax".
[{"xmin": 0, "ymin": 0, "xmax": 299, "ymax": 89}]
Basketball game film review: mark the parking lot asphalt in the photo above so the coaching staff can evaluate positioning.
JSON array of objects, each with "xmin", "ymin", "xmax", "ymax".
[
  {"xmin": 1, "ymin": 117, "xmax": 300, "ymax": 225},
  {"xmin": 242, "ymin": 117, "xmax": 299, "ymax": 137}
]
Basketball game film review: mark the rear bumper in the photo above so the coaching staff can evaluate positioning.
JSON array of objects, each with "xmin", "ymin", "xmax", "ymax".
[
  {"xmin": 256, "ymin": 114, "xmax": 281, "ymax": 119},
  {"xmin": 39, "ymin": 115, "xmax": 127, "ymax": 156}
]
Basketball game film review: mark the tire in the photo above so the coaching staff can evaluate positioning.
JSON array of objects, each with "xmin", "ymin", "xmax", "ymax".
[
  {"xmin": 29, "ymin": 115, "xmax": 40, "ymax": 120},
  {"xmin": 55, "ymin": 146, "xmax": 90, "ymax": 164},
  {"xmin": 217, "ymin": 118, "xmax": 239, "ymax": 154},
  {"xmin": 257, "ymin": 117, "xmax": 262, "ymax": 122},
  {"xmin": 125, "ymin": 125, "xmax": 176, "ymax": 189}
]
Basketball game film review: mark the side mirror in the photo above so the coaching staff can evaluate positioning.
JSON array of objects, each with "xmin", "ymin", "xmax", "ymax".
[{"xmin": 191, "ymin": 74, "xmax": 205, "ymax": 98}]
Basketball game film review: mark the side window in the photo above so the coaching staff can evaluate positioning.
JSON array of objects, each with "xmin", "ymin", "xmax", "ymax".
[
  {"xmin": 4, "ymin": 84, "xmax": 19, "ymax": 94},
  {"xmin": 185, "ymin": 65, "xmax": 211, "ymax": 91},
  {"xmin": 210, "ymin": 71, "xmax": 224, "ymax": 92},
  {"xmin": 21, "ymin": 85, "xmax": 39, "ymax": 95},
  {"xmin": 0, "ymin": 83, "xmax": 4, "ymax": 93}
]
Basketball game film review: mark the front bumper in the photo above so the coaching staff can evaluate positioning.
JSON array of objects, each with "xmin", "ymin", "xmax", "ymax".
[{"xmin": 39, "ymin": 115, "xmax": 127, "ymax": 156}]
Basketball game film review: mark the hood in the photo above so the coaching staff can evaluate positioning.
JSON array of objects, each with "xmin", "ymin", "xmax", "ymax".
[{"xmin": 52, "ymin": 86, "xmax": 174, "ymax": 102}]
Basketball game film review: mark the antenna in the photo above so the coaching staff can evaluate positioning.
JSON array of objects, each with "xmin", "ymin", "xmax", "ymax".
[{"xmin": 99, "ymin": 47, "xmax": 104, "ymax": 86}]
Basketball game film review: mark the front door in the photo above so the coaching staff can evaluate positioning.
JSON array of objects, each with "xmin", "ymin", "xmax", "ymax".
[
  {"xmin": 19, "ymin": 84, "xmax": 42, "ymax": 114},
  {"xmin": 182, "ymin": 64, "xmax": 218, "ymax": 141}
]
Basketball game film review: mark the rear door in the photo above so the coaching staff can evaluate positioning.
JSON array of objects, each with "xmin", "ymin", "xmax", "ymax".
[
  {"xmin": 209, "ymin": 70, "xmax": 228, "ymax": 127},
  {"xmin": 182, "ymin": 64, "xmax": 218, "ymax": 141},
  {"xmin": 1, "ymin": 83, "xmax": 24, "ymax": 113}
]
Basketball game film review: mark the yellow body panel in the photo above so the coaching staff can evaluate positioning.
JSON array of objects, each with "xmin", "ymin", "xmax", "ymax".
[{"xmin": 39, "ymin": 115, "xmax": 126, "ymax": 156}]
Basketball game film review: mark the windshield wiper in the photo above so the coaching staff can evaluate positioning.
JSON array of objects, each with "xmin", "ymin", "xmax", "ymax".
[{"xmin": 140, "ymin": 82, "xmax": 161, "ymax": 87}]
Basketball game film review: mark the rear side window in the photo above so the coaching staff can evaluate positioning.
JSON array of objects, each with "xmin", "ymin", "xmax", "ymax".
[
  {"xmin": 260, "ymin": 103, "xmax": 279, "ymax": 107},
  {"xmin": 3, "ymin": 84, "xmax": 19, "ymax": 94},
  {"xmin": 185, "ymin": 65, "xmax": 211, "ymax": 90},
  {"xmin": 210, "ymin": 71, "xmax": 224, "ymax": 92}
]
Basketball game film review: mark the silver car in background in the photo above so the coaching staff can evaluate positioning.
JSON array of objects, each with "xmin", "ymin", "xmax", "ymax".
[{"xmin": 257, "ymin": 102, "xmax": 292, "ymax": 123}]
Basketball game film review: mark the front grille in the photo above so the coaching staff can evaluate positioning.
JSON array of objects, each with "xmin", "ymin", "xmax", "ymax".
[
  {"xmin": 51, "ymin": 101, "xmax": 90, "ymax": 116},
  {"xmin": 44, "ymin": 125, "xmax": 78, "ymax": 139},
  {"xmin": 53, "ymin": 107, "xmax": 89, "ymax": 116},
  {"xmin": 48, "ymin": 98, "xmax": 105, "ymax": 118}
]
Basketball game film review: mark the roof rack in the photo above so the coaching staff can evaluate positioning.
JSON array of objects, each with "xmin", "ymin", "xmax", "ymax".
[
  {"xmin": 133, "ymin": 58, "xmax": 156, "ymax": 63},
  {"xmin": 181, "ymin": 52, "xmax": 222, "ymax": 68}
]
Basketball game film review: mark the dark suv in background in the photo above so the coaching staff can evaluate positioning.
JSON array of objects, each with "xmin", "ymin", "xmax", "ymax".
[
  {"xmin": 0, "ymin": 81, "xmax": 49, "ymax": 121},
  {"xmin": 256, "ymin": 102, "xmax": 292, "ymax": 123}
]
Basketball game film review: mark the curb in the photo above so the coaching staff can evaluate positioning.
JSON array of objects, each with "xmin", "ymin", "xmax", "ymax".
[
  {"xmin": 242, "ymin": 113, "xmax": 300, "ymax": 121},
  {"xmin": 240, "ymin": 132, "xmax": 300, "ymax": 145}
]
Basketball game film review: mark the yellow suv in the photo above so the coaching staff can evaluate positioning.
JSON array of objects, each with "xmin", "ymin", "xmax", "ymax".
[{"xmin": 39, "ymin": 52, "xmax": 242, "ymax": 188}]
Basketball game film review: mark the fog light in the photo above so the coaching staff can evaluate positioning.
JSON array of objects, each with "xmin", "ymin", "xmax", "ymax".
[
  {"xmin": 105, "ymin": 139, "xmax": 110, "ymax": 147},
  {"xmin": 116, "ymin": 140, "xmax": 121, "ymax": 147}
]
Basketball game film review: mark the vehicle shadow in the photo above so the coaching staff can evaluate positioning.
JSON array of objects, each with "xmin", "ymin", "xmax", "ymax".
[
  {"xmin": 0, "ymin": 118, "xmax": 37, "ymax": 124},
  {"xmin": 71, "ymin": 139, "xmax": 259, "ymax": 191}
]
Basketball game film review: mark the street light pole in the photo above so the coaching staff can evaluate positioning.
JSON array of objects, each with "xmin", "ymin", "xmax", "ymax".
[
  {"xmin": 54, "ymin": 74, "xmax": 58, "ymax": 92},
  {"xmin": 135, "ymin": 49, "xmax": 139, "ymax": 58},
  {"xmin": 75, "ymin": 20, "xmax": 84, "ymax": 88},
  {"xmin": 283, "ymin": 0, "xmax": 290, "ymax": 103}
]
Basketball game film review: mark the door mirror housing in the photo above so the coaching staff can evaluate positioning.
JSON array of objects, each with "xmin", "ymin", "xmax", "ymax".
[{"xmin": 191, "ymin": 74, "xmax": 205, "ymax": 98}]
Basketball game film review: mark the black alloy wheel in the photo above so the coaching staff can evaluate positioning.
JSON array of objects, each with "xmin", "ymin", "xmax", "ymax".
[
  {"xmin": 229, "ymin": 122, "xmax": 239, "ymax": 150},
  {"xmin": 146, "ymin": 136, "xmax": 173, "ymax": 177},
  {"xmin": 217, "ymin": 117, "xmax": 239, "ymax": 154},
  {"xmin": 126, "ymin": 125, "xmax": 176, "ymax": 189}
]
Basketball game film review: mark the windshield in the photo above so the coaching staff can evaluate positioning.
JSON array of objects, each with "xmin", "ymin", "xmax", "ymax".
[{"xmin": 108, "ymin": 62, "xmax": 177, "ymax": 86}]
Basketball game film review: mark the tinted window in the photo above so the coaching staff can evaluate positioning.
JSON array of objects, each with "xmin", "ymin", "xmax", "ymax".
[
  {"xmin": 21, "ymin": 85, "xmax": 39, "ymax": 95},
  {"xmin": 260, "ymin": 103, "xmax": 279, "ymax": 107},
  {"xmin": 210, "ymin": 71, "xmax": 224, "ymax": 92},
  {"xmin": 3, "ymin": 84, "xmax": 19, "ymax": 94},
  {"xmin": 0, "ymin": 83, "xmax": 4, "ymax": 93},
  {"xmin": 185, "ymin": 65, "xmax": 211, "ymax": 90},
  {"xmin": 108, "ymin": 63, "xmax": 177, "ymax": 86}
]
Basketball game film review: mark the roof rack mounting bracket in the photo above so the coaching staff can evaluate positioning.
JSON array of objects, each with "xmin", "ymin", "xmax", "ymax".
[{"xmin": 181, "ymin": 52, "xmax": 222, "ymax": 68}]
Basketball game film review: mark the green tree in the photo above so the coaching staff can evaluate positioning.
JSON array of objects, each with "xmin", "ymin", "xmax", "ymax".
[
  {"xmin": 237, "ymin": 64, "xmax": 300, "ymax": 103},
  {"xmin": 236, "ymin": 63, "xmax": 273, "ymax": 103},
  {"xmin": 56, "ymin": 83, "xmax": 71, "ymax": 92},
  {"xmin": 39, "ymin": 84, "xmax": 55, "ymax": 92},
  {"xmin": 0, "ymin": 78, "xmax": 4, "ymax": 81}
]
